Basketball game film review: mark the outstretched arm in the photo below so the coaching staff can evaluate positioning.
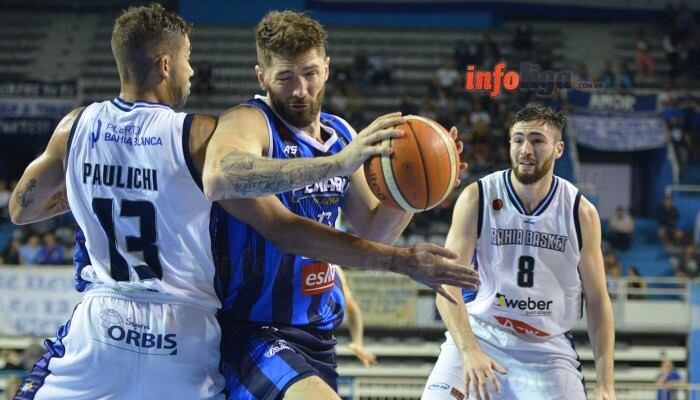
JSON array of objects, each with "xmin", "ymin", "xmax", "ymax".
[
  {"xmin": 10, "ymin": 108, "xmax": 83, "ymax": 224},
  {"xmin": 202, "ymin": 106, "xmax": 405, "ymax": 200},
  {"xmin": 435, "ymin": 183, "xmax": 505, "ymax": 400},
  {"xmin": 578, "ymin": 196, "xmax": 616, "ymax": 400},
  {"xmin": 216, "ymin": 196, "xmax": 479, "ymax": 303}
]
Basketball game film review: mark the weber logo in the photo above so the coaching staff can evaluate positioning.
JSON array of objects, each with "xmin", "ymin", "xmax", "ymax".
[{"xmin": 302, "ymin": 263, "xmax": 335, "ymax": 295}]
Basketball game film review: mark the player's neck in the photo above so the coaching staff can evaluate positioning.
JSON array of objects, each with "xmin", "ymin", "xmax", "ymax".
[
  {"xmin": 510, "ymin": 170, "xmax": 554, "ymax": 214},
  {"xmin": 296, "ymin": 118, "xmax": 324, "ymax": 143},
  {"xmin": 119, "ymin": 84, "xmax": 173, "ymax": 107}
]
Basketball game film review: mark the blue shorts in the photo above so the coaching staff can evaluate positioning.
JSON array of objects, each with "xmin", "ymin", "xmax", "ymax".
[{"xmin": 220, "ymin": 322, "xmax": 337, "ymax": 400}]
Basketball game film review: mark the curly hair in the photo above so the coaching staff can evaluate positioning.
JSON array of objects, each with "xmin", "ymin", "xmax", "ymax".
[
  {"xmin": 255, "ymin": 10, "xmax": 327, "ymax": 67},
  {"xmin": 511, "ymin": 104, "xmax": 567, "ymax": 139},
  {"xmin": 111, "ymin": 3, "xmax": 191, "ymax": 84}
]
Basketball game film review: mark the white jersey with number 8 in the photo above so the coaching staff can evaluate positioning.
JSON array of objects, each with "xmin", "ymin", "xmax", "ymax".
[{"xmin": 468, "ymin": 169, "xmax": 583, "ymax": 339}]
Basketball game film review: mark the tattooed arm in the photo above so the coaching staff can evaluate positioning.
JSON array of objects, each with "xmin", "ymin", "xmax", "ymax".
[
  {"xmin": 9, "ymin": 108, "xmax": 82, "ymax": 224},
  {"xmin": 202, "ymin": 105, "xmax": 403, "ymax": 200}
]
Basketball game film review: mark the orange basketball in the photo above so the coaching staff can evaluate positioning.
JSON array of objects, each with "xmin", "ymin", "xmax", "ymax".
[{"xmin": 364, "ymin": 115, "xmax": 460, "ymax": 212}]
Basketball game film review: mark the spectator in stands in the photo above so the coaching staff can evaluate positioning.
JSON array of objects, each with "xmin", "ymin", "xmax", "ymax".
[
  {"xmin": 37, "ymin": 232, "xmax": 65, "ymax": 265},
  {"xmin": 658, "ymin": 195, "xmax": 682, "ymax": 244},
  {"xmin": 672, "ymin": 244, "xmax": 699, "ymax": 278},
  {"xmin": 574, "ymin": 64, "xmax": 592, "ymax": 87},
  {"xmin": 618, "ymin": 61, "xmax": 635, "ymax": 89},
  {"xmin": 604, "ymin": 253, "xmax": 623, "ymax": 299},
  {"xmin": 453, "ymin": 39, "xmax": 477, "ymax": 74},
  {"xmin": 476, "ymin": 33, "xmax": 500, "ymax": 69},
  {"xmin": 2, "ymin": 238, "xmax": 20, "ymax": 265},
  {"xmin": 370, "ymin": 48, "xmax": 393, "ymax": 86},
  {"xmin": 675, "ymin": 1, "xmax": 696, "ymax": 42},
  {"xmin": 512, "ymin": 23, "xmax": 534, "ymax": 63},
  {"xmin": 435, "ymin": 60, "xmax": 460, "ymax": 96},
  {"xmin": 635, "ymin": 28, "xmax": 655, "ymax": 82},
  {"xmin": 418, "ymin": 98, "xmax": 437, "ymax": 121},
  {"xmin": 327, "ymin": 87, "xmax": 349, "ymax": 116},
  {"xmin": 658, "ymin": 80, "xmax": 677, "ymax": 109},
  {"xmin": 668, "ymin": 116, "xmax": 689, "ymax": 167},
  {"xmin": 469, "ymin": 100, "xmax": 491, "ymax": 127},
  {"xmin": 192, "ymin": 61, "xmax": 213, "ymax": 94},
  {"xmin": 0, "ymin": 179, "xmax": 10, "ymax": 222},
  {"xmin": 656, "ymin": 357, "xmax": 684, "ymax": 400},
  {"xmin": 352, "ymin": 48, "xmax": 371, "ymax": 86},
  {"xmin": 331, "ymin": 63, "xmax": 353, "ymax": 92},
  {"xmin": 609, "ymin": 206, "xmax": 635, "ymax": 250},
  {"xmin": 535, "ymin": 36, "xmax": 554, "ymax": 70},
  {"xmin": 626, "ymin": 266, "xmax": 647, "ymax": 300},
  {"xmin": 686, "ymin": 36, "xmax": 700, "ymax": 81},
  {"xmin": 599, "ymin": 61, "xmax": 616, "ymax": 88},
  {"xmin": 662, "ymin": 32, "xmax": 682, "ymax": 83},
  {"xmin": 399, "ymin": 93, "xmax": 419, "ymax": 116},
  {"xmin": 0, "ymin": 349, "xmax": 23, "ymax": 370},
  {"xmin": 18, "ymin": 234, "xmax": 41, "ymax": 265}
]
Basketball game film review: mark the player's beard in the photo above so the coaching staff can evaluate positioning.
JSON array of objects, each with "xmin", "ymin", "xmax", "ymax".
[
  {"xmin": 512, "ymin": 151, "xmax": 555, "ymax": 185},
  {"xmin": 268, "ymin": 85, "xmax": 326, "ymax": 128}
]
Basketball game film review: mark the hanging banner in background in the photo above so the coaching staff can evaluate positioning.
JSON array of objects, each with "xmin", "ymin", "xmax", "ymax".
[
  {"xmin": 0, "ymin": 81, "xmax": 77, "ymax": 135},
  {"xmin": 567, "ymin": 90, "xmax": 666, "ymax": 152},
  {"xmin": 0, "ymin": 267, "xmax": 82, "ymax": 337}
]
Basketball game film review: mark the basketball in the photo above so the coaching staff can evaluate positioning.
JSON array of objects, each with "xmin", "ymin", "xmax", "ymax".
[{"xmin": 364, "ymin": 116, "xmax": 460, "ymax": 213}]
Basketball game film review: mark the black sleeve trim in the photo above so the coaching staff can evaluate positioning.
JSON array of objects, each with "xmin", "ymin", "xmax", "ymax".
[
  {"xmin": 573, "ymin": 191, "xmax": 582, "ymax": 251},
  {"xmin": 477, "ymin": 180, "xmax": 484, "ymax": 239},
  {"xmin": 64, "ymin": 107, "xmax": 86, "ymax": 171},
  {"xmin": 182, "ymin": 113, "xmax": 204, "ymax": 192}
]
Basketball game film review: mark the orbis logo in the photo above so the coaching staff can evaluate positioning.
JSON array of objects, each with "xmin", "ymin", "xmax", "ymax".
[{"xmin": 99, "ymin": 309, "xmax": 178, "ymax": 355}]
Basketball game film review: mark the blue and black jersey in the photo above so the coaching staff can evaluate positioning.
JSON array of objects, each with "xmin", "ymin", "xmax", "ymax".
[{"xmin": 213, "ymin": 96, "xmax": 353, "ymax": 332}]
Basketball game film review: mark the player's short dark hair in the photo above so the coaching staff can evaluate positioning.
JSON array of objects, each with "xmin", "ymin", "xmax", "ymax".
[
  {"xmin": 512, "ymin": 105, "xmax": 567, "ymax": 140},
  {"xmin": 255, "ymin": 10, "xmax": 327, "ymax": 68},
  {"xmin": 111, "ymin": 3, "xmax": 191, "ymax": 84}
]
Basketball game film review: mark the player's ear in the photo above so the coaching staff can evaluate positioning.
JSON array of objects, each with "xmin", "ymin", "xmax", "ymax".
[
  {"xmin": 324, "ymin": 56, "xmax": 330, "ymax": 83},
  {"xmin": 555, "ymin": 139, "xmax": 564, "ymax": 159},
  {"xmin": 255, "ymin": 65, "xmax": 266, "ymax": 91},
  {"xmin": 155, "ymin": 54, "xmax": 169, "ymax": 80}
]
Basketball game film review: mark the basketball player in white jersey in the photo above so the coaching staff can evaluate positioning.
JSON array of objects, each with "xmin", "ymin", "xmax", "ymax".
[
  {"xmin": 421, "ymin": 105, "xmax": 615, "ymax": 400},
  {"xmin": 8, "ymin": 4, "xmax": 478, "ymax": 399}
]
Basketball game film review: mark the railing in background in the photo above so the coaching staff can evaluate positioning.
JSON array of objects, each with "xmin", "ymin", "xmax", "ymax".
[{"xmin": 336, "ymin": 378, "xmax": 700, "ymax": 400}]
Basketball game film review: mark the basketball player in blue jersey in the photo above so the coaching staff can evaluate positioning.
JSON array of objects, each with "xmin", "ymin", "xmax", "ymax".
[
  {"xmin": 422, "ymin": 105, "xmax": 615, "ymax": 400},
  {"xmin": 207, "ymin": 11, "xmax": 468, "ymax": 400},
  {"xmin": 9, "ymin": 4, "xmax": 478, "ymax": 400}
]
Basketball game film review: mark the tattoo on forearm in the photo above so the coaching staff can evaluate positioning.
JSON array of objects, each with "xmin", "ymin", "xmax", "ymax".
[
  {"xmin": 219, "ymin": 150, "xmax": 334, "ymax": 197},
  {"xmin": 47, "ymin": 190, "xmax": 69, "ymax": 213},
  {"xmin": 16, "ymin": 179, "xmax": 37, "ymax": 208}
]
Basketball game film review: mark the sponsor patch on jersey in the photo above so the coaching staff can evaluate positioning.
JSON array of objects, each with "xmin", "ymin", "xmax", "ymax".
[
  {"xmin": 494, "ymin": 315, "xmax": 550, "ymax": 337},
  {"xmin": 492, "ymin": 198, "xmax": 503, "ymax": 210},
  {"xmin": 292, "ymin": 176, "xmax": 349, "ymax": 204},
  {"xmin": 427, "ymin": 382, "xmax": 450, "ymax": 391},
  {"xmin": 265, "ymin": 339, "xmax": 293, "ymax": 358},
  {"xmin": 95, "ymin": 309, "xmax": 178, "ymax": 355},
  {"xmin": 302, "ymin": 262, "xmax": 336, "ymax": 295},
  {"xmin": 450, "ymin": 387, "xmax": 465, "ymax": 400},
  {"xmin": 494, "ymin": 292, "xmax": 553, "ymax": 316}
]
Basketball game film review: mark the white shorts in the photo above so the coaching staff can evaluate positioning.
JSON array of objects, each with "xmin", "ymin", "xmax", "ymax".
[
  {"xmin": 15, "ymin": 288, "xmax": 225, "ymax": 400},
  {"xmin": 422, "ymin": 316, "xmax": 585, "ymax": 400}
]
